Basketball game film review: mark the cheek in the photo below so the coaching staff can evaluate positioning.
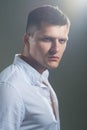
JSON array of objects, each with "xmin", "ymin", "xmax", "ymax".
[
  {"xmin": 29, "ymin": 44, "xmax": 39, "ymax": 57},
  {"xmin": 60, "ymin": 45, "xmax": 66, "ymax": 56},
  {"xmin": 37, "ymin": 43, "xmax": 51, "ymax": 55},
  {"xmin": 62, "ymin": 43, "xmax": 67, "ymax": 51},
  {"xmin": 30, "ymin": 41, "xmax": 51, "ymax": 58},
  {"xmin": 29, "ymin": 44, "xmax": 45, "ymax": 58}
]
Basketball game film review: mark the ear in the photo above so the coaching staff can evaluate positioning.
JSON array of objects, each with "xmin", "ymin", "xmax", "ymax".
[{"xmin": 23, "ymin": 33, "xmax": 30, "ymax": 44}]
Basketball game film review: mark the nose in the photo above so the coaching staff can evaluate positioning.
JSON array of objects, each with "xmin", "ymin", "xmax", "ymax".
[
  {"xmin": 49, "ymin": 39, "xmax": 60, "ymax": 55},
  {"xmin": 51, "ymin": 39, "xmax": 60, "ymax": 52}
]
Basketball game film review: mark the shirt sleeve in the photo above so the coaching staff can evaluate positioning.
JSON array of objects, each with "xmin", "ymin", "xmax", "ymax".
[{"xmin": 0, "ymin": 82, "xmax": 25, "ymax": 130}]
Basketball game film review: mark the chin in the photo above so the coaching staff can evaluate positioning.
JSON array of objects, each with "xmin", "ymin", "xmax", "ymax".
[{"xmin": 47, "ymin": 63, "xmax": 59, "ymax": 69}]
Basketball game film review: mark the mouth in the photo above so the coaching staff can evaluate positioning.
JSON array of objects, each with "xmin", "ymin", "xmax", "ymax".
[{"xmin": 48, "ymin": 56, "xmax": 59, "ymax": 61}]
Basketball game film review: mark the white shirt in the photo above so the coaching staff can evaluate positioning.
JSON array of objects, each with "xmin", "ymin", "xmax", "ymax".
[{"xmin": 0, "ymin": 54, "xmax": 60, "ymax": 130}]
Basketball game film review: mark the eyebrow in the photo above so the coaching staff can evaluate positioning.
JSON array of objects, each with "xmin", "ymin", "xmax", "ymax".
[{"xmin": 41, "ymin": 35, "xmax": 68, "ymax": 41}]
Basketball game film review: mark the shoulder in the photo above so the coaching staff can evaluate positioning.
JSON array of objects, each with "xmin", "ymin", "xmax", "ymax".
[
  {"xmin": 0, "ymin": 64, "xmax": 25, "ymax": 103},
  {"xmin": 0, "ymin": 63, "xmax": 28, "ymax": 88},
  {"xmin": 0, "ymin": 63, "xmax": 22, "ymax": 82}
]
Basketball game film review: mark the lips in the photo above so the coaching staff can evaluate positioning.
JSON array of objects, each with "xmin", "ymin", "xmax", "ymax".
[{"xmin": 48, "ymin": 56, "xmax": 59, "ymax": 61}]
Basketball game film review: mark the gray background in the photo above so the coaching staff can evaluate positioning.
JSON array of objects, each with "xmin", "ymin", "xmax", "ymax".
[{"xmin": 0, "ymin": 0, "xmax": 87, "ymax": 130}]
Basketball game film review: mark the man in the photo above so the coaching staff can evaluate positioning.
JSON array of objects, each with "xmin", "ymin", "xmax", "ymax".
[{"xmin": 0, "ymin": 5, "xmax": 70, "ymax": 130}]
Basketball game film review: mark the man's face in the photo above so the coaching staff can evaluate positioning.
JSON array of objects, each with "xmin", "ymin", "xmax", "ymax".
[{"xmin": 27, "ymin": 24, "xmax": 69, "ymax": 72}]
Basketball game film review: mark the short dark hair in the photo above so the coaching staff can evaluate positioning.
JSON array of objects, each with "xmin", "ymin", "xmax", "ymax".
[{"xmin": 26, "ymin": 5, "xmax": 70, "ymax": 34}]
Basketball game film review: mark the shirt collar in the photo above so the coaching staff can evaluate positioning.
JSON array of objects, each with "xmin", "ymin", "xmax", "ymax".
[{"xmin": 13, "ymin": 54, "xmax": 49, "ymax": 86}]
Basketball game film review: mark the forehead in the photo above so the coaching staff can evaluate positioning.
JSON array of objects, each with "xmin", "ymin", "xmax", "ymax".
[{"xmin": 35, "ymin": 23, "xmax": 69, "ymax": 38}]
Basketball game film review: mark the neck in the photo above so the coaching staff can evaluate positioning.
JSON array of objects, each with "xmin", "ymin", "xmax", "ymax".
[{"xmin": 20, "ymin": 54, "xmax": 46, "ymax": 74}]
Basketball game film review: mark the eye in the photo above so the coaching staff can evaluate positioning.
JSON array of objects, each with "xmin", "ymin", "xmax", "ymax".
[
  {"xmin": 59, "ymin": 38, "xmax": 67, "ymax": 44},
  {"xmin": 39, "ymin": 37, "xmax": 53, "ymax": 42}
]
